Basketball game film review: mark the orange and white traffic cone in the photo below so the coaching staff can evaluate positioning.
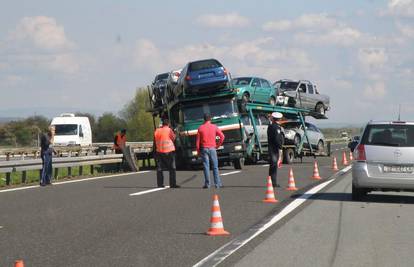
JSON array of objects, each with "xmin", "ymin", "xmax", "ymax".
[
  {"xmin": 15, "ymin": 260, "xmax": 24, "ymax": 267},
  {"xmin": 206, "ymin": 194, "xmax": 230, "ymax": 236},
  {"xmin": 342, "ymin": 151, "xmax": 349, "ymax": 165},
  {"xmin": 349, "ymin": 151, "xmax": 354, "ymax": 161},
  {"xmin": 263, "ymin": 176, "xmax": 278, "ymax": 203},
  {"xmin": 286, "ymin": 168, "xmax": 298, "ymax": 191},
  {"xmin": 311, "ymin": 161, "xmax": 322, "ymax": 180},
  {"xmin": 332, "ymin": 156, "xmax": 339, "ymax": 171}
]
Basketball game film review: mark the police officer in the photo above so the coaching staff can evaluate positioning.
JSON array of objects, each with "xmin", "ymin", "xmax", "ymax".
[
  {"xmin": 154, "ymin": 118, "xmax": 180, "ymax": 188},
  {"xmin": 267, "ymin": 112, "xmax": 284, "ymax": 187}
]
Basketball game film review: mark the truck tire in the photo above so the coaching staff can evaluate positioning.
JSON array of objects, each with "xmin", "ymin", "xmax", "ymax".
[
  {"xmin": 283, "ymin": 148, "xmax": 295, "ymax": 164},
  {"xmin": 233, "ymin": 158, "xmax": 244, "ymax": 170}
]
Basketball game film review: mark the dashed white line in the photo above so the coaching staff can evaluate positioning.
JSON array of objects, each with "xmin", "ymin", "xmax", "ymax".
[
  {"xmin": 0, "ymin": 171, "xmax": 151, "ymax": 193},
  {"xmin": 221, "ymin": 171, "xmax": 241, "ymax": 176},
  {"xmin": 129, "ymin": 186, "xmax": 170, "ymax": 196},
  {"xmin": 193, "ymin": 165, "xmax": 352, "ymax": 267}
]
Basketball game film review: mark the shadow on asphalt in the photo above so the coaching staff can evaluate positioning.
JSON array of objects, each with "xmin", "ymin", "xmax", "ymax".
[{"xmin": 297, "ymin": 192, "xmax": 414, "ymax": 204}]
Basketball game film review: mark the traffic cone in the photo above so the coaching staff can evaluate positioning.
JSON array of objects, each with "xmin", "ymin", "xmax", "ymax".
[
  {"xmin": 342, "ymin": 151, "xmax": 349, "ymax": 165},
  {"xmin": 263, "ymin": 176, "xmax": 278, "ymax": 203},
  {"xmin": 332, "ymin": 156, "xmax": 339, "ymax": 171},
  {"xmin": 349, "ymin": 151, "xmax": 354, "ymax": 161},
  {"xmin": 206, "ymin": 194, "xmax": 230, "ymax": 236},
  {"xmin": 286, "ymin": 168, "xmax": 298, "ymax": 191},
  {"xmin": 311, "ymin": 161, "xmax": 322, "ymax": 180},
  {"xmin": 15, "ymin": 260, "xmax": 24, "ymax": 267}
]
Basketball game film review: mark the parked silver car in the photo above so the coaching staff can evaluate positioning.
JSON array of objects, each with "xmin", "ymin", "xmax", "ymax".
[
  {"xmin": 274, "ymin": 79, "xmax": 330, "ymax": 116},
  {"xmin": 280, "ymin": 121, "xmax": 325, "ymax": 151},
  {"xmin": 352, "ymin": 121, "xmax": 414, "ymax": 200}
]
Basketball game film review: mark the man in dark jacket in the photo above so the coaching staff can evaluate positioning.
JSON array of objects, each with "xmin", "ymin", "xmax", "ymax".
[
  {"xmin": 267, "ymin": 112, "xmax": 284, "ymax": 187},
  {"xmin": 40, "ymin": 126, "xmax": 55, "ymax": 186}
]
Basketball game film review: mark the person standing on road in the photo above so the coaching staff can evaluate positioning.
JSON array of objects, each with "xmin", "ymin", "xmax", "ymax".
[
  {"xmin": 154, "ymin": 118, "xmax": 180, "ymax": 188},
  {"xmin": 267, "ymin": 112, "xmax": 284, "ymax": 187},
  {"xmin": 113, "ymin": 129, "xmax": 127, "ymax": 154},
  {"xmin": 40, "ymin": 126, "xmax": 55, "ymax": 186},
  {"xmin": 196, "ymin": 113, "xmax": 225, "ymax": 189}
]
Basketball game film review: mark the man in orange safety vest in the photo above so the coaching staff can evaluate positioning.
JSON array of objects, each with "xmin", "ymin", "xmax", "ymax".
[{"xmin": 154, "ymin": 118, "xmax": 180, "ymax": 188}]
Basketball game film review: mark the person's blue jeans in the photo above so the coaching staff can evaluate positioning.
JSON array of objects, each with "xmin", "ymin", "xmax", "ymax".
[
  {"xmin": 41, "ymin": 151, "xmax": 53, "ymax": 185},
  {"xmin": 201, "ymin": 147, "xmax": 222, "ymax": 188}
]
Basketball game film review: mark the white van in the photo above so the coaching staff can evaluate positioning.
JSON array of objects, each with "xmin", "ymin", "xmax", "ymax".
[{"xmin": 50, "ymin": 113, "xmax": 92, "ymax": 146}]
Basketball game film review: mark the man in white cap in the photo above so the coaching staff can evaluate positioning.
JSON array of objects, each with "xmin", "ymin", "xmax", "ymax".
[{"xmin": 267, "ymin": 112, "xmax": 284, "ymax": 187}]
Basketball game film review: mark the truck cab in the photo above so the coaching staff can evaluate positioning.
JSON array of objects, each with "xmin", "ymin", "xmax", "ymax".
[
  {"xmin": 168, "ymin": 94, "xmax": 245, "ymax": 169},
  {"xmin": 50, "ymin": 113, "xmax": 92, "ymax": 146}
]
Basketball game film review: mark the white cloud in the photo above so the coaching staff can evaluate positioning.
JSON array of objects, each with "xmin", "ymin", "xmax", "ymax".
[
  {"xmin": 387, "ymin": 0, "xmax": 414, "ymax": 17},
  {"xmin": 295, "ymin": 27, "xmax": 362, "ymax": 46},
  {"xmin": 396, "ymin": 22, "xmax": 414, "ymax": 38},
  {"xmin": 358, "ymin": 48, "xmax": 388, "ymax": 71},
  {"xmin": 9, "ymin": 16, "xmax": 74, "ymax": 50},
  {"xmin": 263, "ymin": 13, "xmax": 336, "ymax": 31},
  {"xmin": 197, "ymin": 13, "xmax": 250, "ymax": 28},
  {"xmin": 363, "ymin": 82, "xmax": 386, "ymax": 99},
  {"xmin": 132, "ymin": 39, "xmax": 165, "ymax": 72}
]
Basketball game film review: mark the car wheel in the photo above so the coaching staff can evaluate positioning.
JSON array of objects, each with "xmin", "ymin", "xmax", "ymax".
[
  {"xmin": 352, "ymin": 184, "xmax": 367, "ymax": 201},
  {"xmin": 241, "ymin": 93, "xmax": 250, "ymax": 112},
  {"xmin": 316, "ymin": 103, "xmax": 325, "ymax": 115},
  {"xmin": 269, "ymin": 96, "xmax": 276, "ymax": 106},
  {"xmin": 283, "ymin": 148, "xmax": 295, "ymax": 164},
  {"xmin": 294, "ymin": 134, "xmax": 301, "ymax": 146},
  {"xmin": 233, "ymin": 158, "xmax": 244, "ymax": 170},
  {"xmin": 317, "ymin": 140, "xmax": 324, "ymax": 152}
]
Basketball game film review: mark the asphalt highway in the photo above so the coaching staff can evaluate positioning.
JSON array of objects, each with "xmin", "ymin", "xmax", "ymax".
[
  {"xmin": 233, "ymin": 171, "xmax": 414, "ymax": 267},
  {"xmin": 1, "ymin": 144, "xmax": 349, "ymax": 266}
]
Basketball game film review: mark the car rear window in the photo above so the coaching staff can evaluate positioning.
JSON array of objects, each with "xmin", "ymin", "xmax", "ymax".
[
  {"xmin": 189, "ymin": 59, "xmax": 222, "ymax": 71},
  {"xmin": 155, "ymin": 73, "xmax": 169, "ymax": 81},
  {"xmin": 279, "ymin": 81, "xmax": 299, "ymax": 91},
  {"xmin": 232, "ymin": 77, "xmax": 252, "ymax": 86},
  {"xmin": 281, "ymin": 122, "xmax": 301, "ymax": 129},
  {"xmin": 361, "ymin": 124, "xmax": 414, "ymax": 147}
]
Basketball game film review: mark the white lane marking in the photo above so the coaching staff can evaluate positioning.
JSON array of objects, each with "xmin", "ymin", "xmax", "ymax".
[
  {"xmin": 261, "ymin": 164, "xmax": 269, "ymax": 167},
  {"xmin": 0, "ymin": 171, "xmax": 151, "ymax": 193},
  {"xmin": 0, "ymin": 226, "xmax": 3, "ymax": 229},
  {"xmin": 221, "ymin": 171, "xmax": 241, "ymax": 176},
  {"xmin": 130, "ymin": 186, "xmax": 170, "ymax": 196},
  {"xmin": 193, "ymin": 166, "xmax": 352, "ymax": 267}
]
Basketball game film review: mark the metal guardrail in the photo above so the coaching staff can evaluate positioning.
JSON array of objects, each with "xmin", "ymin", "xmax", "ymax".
[{"xmin": 0, "ymin": 154, "xmax": 124, "ymax": 186}]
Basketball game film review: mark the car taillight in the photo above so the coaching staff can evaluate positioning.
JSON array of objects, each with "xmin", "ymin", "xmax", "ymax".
[
  {"xmin": 185, "ymin": 75, "xmax": 191, "ymax": 81},
  {"xmin": 355, "ymin": 144, "xmax": 366, "ymax": 161}
]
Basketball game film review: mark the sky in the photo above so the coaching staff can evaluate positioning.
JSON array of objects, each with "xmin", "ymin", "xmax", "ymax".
[{"xmin": 0, "ymin": 0, "xmax": 413, "ymax": 124}]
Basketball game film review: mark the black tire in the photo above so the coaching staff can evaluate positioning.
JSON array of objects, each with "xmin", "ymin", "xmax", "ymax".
[
  {"xmin": 316, "ymin": 103, "xmax": 325, "ymax": 115},
  {"xmin": 283, "ymin": 148, "xmax": 295, "ymax": 164},
  {"xmin": 233, "ymin": 158, "xmax": 244, "ymax": 169},
  {"xmin": 317, "ymin": 140, "xmax": 325, "ymax": 152},
  {"xmin": 240, "ymin": 93, "xmax": 250, "ymax": 112},
  {"xmin": 352, "ymin": 184, "xmax": 367, "ymax": 201},
  {"xmin": 269, "ymin": 96, "xmax": 276, "ymax": 106}
]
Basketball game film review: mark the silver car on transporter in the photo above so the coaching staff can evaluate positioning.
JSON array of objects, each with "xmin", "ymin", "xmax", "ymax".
[{"xmin": 352, "ymin": 121, "xmax": 414, "ymax": 200}]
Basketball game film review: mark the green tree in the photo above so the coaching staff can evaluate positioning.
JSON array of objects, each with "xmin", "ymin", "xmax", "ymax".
[
  {"xmin": 121, "ymin": 87, "xmax": 157, "ymax": 141},
  {"xmin": 95, "ymin": 113, "xmax": 126, "ymax": 142}
]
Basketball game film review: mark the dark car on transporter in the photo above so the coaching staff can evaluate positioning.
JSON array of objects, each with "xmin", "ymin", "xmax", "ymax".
[{"xmin": 173, "ymin": 59, "xmax": 230, "ymax": 99}]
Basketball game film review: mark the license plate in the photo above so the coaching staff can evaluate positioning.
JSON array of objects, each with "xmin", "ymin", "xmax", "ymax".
[
  {"xmin": 383, "ymin": 165, "xmax": 414, "ymax": 173},
  {"xmin": 199, "ymin": 72, "xmax": 214, "ymax": 78}
]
